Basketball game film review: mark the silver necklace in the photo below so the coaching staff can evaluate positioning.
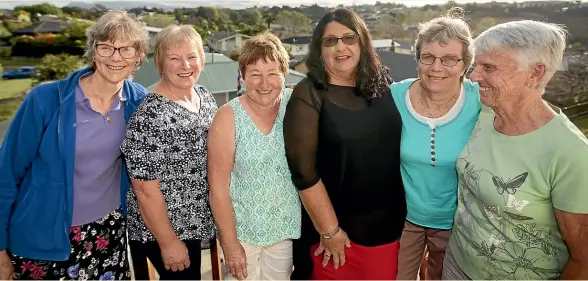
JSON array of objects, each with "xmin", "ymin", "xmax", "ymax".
[
  {"xmin": 420, "ymin": 90, "xmax": 459, "ymax": 118},
  {"xmin": 85, "ymin": 80, "xmax": 117, "ymax": 123}
]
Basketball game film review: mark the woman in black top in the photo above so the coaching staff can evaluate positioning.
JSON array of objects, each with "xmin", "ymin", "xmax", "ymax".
[{"xmin": 283, "ymin": 8, "xmax": 406, "ymax": 280}]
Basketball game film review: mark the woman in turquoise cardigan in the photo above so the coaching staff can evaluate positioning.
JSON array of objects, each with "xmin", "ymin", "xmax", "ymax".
[{"xmin": 391, "ymin": 7, "xmax": 481, "ymax": 280}]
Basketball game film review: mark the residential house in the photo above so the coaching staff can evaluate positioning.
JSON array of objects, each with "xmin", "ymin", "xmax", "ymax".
[
  {"xmin": 132, "ymin": 53, "xmax": 307, "ymax": 107},
  {"xmin": 281, "ymin": 36, "xmax": 312, "ymax": 56},
  {"xmin": 207, "ymin": 31, "xmax": 250, "ymax": 56},
  {"xmin": 145, "ymin": 26, "xmax": 163, "ymax": 54},
  {"xmin": 517, "ymin": 1, "xmax": 563, "ymax": 8},
  {"xmin": 11, "ymin": 20, "xmax": 70, "ymax": 36},
  {"xmin": 290, "ymin": 55, "xmax": 308, "ymax": 74},
  {"xmin": 37, "ymin": 14, "xmax": 60, "ymax": 21},
  {"xmin": 372, "ymin": 39, "xmax": 400, "ymax": 52},
  {"xmin": 393, "ymin": 42, "xmax": 414, "ymax": 55}
]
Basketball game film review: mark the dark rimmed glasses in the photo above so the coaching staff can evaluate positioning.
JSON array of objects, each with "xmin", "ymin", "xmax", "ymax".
[
  {"xmin": 419, "ymin": 54, "xmax": 463, "ymax": 67},
  {"xmin": 321, "ymin": 34, "xmax": 359, "ymax": 47},
  {"xmin": 95, "ymin": 43, "xmax": 137, "ymax": 59}
]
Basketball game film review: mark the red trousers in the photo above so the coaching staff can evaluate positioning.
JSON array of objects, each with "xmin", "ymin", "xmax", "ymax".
[{"xmin": 309, "ymin": 240, "xmax": 400, "ymax": 280}]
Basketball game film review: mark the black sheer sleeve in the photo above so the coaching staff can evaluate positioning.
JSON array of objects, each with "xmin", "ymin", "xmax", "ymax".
[{"xmin": 284, "ymin": 79, "xmax": 321, "ymax": 191}]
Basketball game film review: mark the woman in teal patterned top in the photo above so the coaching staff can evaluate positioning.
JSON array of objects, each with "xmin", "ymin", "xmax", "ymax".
[{"xmin": 207, "ymin": 32, "xmax": 301, "ymax": 281}]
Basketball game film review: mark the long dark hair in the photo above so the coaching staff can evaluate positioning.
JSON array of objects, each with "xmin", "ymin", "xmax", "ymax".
[{"xmin": 306, "ymin": 9, "xmax": 391, "ymax": 99}]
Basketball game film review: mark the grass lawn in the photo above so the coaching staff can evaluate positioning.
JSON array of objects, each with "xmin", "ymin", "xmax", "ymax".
[
  {"xmin": 0, "ymin": 58, "xmax": 42, "ymax": 69},
  {"xmin": 0, "ymin": 78, "xmax": 32, "ymax": 99},
  {"xmin": 572, "ymin": 115, "xmax": 588, "ymax": 136},
  {"xmin": 0, "ymin": 98, "xmax": 22, "ymax": 122}
]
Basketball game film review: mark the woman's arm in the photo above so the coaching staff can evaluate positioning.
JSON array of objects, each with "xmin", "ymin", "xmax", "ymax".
[
  {"xmin": 207, "ymin": 105, "xmax": 248, "ymax": 279},
  {"xmin": 132, "ymin": 179, "xmax": 177, "ymax": 247},
  {"xmin": 554, "ymin": 210, "xmax": 588, "ymax": 279},
  {"xmin": 551, "ymin": 145, "xmax": 588, "ymax": 279},
  {"xmin": 120, "ymin": 100, "xmax": 189, "ymax": 271},
  {"xmin": 0, "ymin": 89, "xmax": 47, "ymax": 279},
  {"xmin": 207, "ymin": 105, "xmax": 239, "ymax": 246},
  {"xmin": 132, "ymin": 179, "xmax": 190, "ymax": 271},
  {"xmin": 298, "ymin": 180, "xmax": 339, "ymax": 241}
]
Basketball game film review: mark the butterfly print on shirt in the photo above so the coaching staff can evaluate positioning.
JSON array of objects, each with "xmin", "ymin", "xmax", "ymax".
[{"xmin": 492, "ymin": 172, "xmax": 528, "ymax": 195}]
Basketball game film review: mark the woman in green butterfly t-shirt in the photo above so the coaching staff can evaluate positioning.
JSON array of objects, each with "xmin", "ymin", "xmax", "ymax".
[{"xmin": 442, "ymin": 20, "xmax": 588, "ymax": 280}]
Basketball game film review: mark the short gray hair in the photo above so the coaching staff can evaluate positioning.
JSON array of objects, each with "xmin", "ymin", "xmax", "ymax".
[
  {"xmin": 474, "ymin": 20, "xmax": 567, "ymax": 89},
  {"xmin": 415, "ymin": 7, "xmax": 474, "ymax": 72},
  {"xmin": 84, "ymin": 10, "xmax": 150, "ymax": 67},
  {"xmin": 153, "ymin": 24, "xmax": 204, "ymax": 74}
]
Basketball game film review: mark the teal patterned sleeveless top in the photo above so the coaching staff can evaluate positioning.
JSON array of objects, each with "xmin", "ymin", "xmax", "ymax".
[{"xmin": 227, "ymin": 90, "xmax": 301, "ymax": 246}]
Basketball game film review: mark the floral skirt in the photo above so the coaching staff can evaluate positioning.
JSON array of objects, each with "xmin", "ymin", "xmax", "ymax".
[{"xmin": 10, "ymin": 207, "xmax": 130, "ymax": 280}]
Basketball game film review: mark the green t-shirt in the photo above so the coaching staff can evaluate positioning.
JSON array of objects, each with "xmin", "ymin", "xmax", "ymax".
[{"xmin": 449, "ymin": 105, "xmax": 588, "ymax": 280}]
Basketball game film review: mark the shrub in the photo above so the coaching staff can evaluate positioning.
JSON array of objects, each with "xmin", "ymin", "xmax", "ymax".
[
  {"xmin": 34, "ymin": 53, "xmax": 82, "ymax": 85},
  {"xmin": 0, "ymin": 48, "xmax": 11, "ymax": 58}
]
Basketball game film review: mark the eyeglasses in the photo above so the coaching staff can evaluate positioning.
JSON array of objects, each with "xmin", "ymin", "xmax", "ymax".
[
  {"xmin": 419, "ymin": 54, "xmax": 463, "ymax": 67},
  {"xmin": 321, "ymin": 35, "xmax": 359, "ymax": 47},
  {"xmin": 95, "ymin": 44, "xmax": 137, "ymax": 59}
]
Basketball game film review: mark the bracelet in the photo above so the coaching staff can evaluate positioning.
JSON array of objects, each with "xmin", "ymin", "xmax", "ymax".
[{"xmin": 320, "ymin": 226, "xmax": 340, "ymax": 239}]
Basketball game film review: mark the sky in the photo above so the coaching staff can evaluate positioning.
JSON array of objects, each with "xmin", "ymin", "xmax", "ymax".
[{"xmin": 0, "ymin": 0, "xmax": 583, "ymax": 9}]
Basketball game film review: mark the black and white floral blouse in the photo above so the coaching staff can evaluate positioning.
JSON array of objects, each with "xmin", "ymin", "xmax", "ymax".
[{"xmin": 121, "ymin": 85, "xmax": 217, "ymax": 242}]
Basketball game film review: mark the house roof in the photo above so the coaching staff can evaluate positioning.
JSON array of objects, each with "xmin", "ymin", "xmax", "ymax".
[
  {"xmin": 133, "ymin": 56, "xmax": 307, "ymax": 94},
  {"xmin": 376, "ymin": 51, "xmax": 418, "ymax": 82},
  {"xmin": 208, "ymin": 31, "xmax": 249, "ymax": 42},
  {"xmin": 145, "ymin": 26, "xmax": 163, "ymax": 33},
  {"xmin": 372, "ymin": 39, "xmax": 401, "ymax": 49},
  {"xmin": 11, "ymin": 20, "xmax": 69, "ymax": 34},
  {"xmin": 281, "ymin": 36, "xmax": 312, "ymax": 45},
  {"xmin": 396, "ymin": 42, "xmax": 414, "ymax": 51},
  {"xmin": 133, "ymin": 53, "xmax": 233, "ymax": 86}
]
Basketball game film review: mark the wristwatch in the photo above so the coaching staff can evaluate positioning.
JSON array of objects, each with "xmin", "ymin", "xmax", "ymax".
[{"xmin": 320, "ymin": 226, "xmax": 340, "ymax": 239}]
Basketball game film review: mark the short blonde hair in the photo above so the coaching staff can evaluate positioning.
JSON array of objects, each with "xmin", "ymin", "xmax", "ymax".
[
  {"xmin": 84, "ymin": 10, "xmax": 149, "ymax": 66},
  {"xmin": 238, "ymin": 32, "xmax": 289, "ymax": 76},
  {"xmin": 153, "ymin": 24, "xmax": 204, "ymax": 74},
  {"xmin": 415, "ymin": 7, "xmax": 474, "ymax": 72}
]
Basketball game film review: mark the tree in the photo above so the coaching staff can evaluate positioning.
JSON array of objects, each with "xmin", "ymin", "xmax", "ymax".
[
  {"xmin": 11, "ymin": 10, "xmax": 31, "ymax": 23},
  {"xmin": 374, "ymin": 13, "xmax": 405, "ymax": 40},
  {"xmin": 141, "ymin": 14, "xmax": 176, "ymax": 28},
  {"xmin": 14, "ymin": 3, "xmax": 62, "ymax": 20},
  {"xmin": 196, "ymin": 7, "xmax": 220, "ymax": 22},
  {"xmin": 276, "ymin": 11, "xmax": 312, "ymax": 36},
  {"xmin": 0, "ymin": 22, "xmax": 11, "ymax": 38},
  {"xmin": 263, "ymin": 13, "xmax": 277, "ymax": 29},
  {"xmin": 64, "ymin": 19, "xmax": 93, "ymax": 39},
  {"xmin": 61, "ymin": 6, "xmax": 83, "ymax": 17},
  {"xmin": 472, "ymin": 17, "xmax": 498, "ymax": 36},
  {"xmin": 237, "ymin": 23, "xmax": 267, "ymax": 36},
  {"xmin": 35, "ymin": 53, "xmax": 82, "ymax": 85}
]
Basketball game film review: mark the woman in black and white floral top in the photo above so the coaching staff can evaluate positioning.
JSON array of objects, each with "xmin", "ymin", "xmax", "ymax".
[{"xmin": 120, "ymin": 25, "xmax": 216, "ymax": 280}]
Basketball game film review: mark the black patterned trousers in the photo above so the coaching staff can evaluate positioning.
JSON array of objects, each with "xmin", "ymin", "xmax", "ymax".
[{"xmin": 9, "ymin": 207, "xmax": 130, "ymax": 280}]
